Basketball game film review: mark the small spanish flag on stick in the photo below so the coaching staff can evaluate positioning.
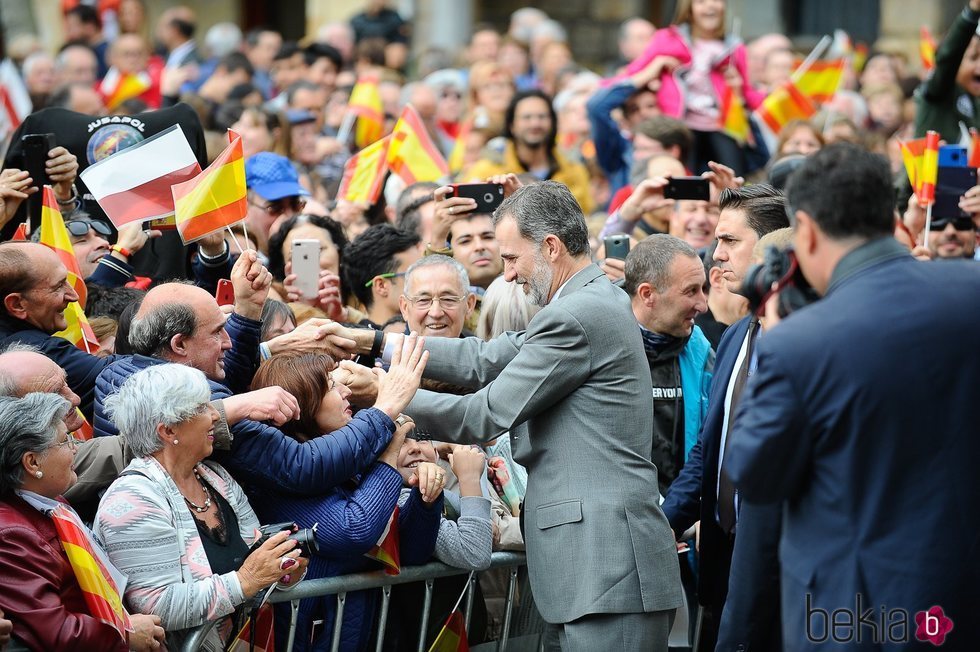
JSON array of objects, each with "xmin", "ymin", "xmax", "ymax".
[
  {"xmin": 365, "ymin": 506, "xmax": 400, "ymax": 575},
  {"xmin": 348, "ymin": 75, "xmax": 385, "ymax": 149},
  {"xmin": 338, "ymin": 135, "xmax": 391, "ymax": 203},
  {"xmin": 920, "ymin": 26, "xmax": 937, "ymax": 73},
  {"xmin": 172, "ymin": 130, "xmax": 247, "ymax": 244},
  {"xmin": 387, "ymin": 105, "xmax": 450, "ymax": 185},
  {"xmin": 427, "ymin": 572, "xmax": 474, "ymax": 652}
]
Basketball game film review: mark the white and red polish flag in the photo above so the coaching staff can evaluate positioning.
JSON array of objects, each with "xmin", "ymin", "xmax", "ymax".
[
  {"xmin": 0, "ymin": 58, "xmax": 32, "ymax": 141},
  {"xmin": 79, "ymin": 124, "xmax": 202, "ymax": 228}
]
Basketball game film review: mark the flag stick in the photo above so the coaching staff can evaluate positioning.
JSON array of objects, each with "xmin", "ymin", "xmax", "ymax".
[
  {"xmin": 225, "ymin": 225, "xmax": 245, "ymax": 253},
  {"xmin": 239, "ymin": 220, "xmax": 251, "ymax": 251},
  {"xmin": 923, "ymin": 202, "xmax": 933, "ymax": 244},
  {"xmin": 80, "ymin": 325, "xmax": 92, "ymax": 354},
  {"xmin": 792, "ymin": 35, "xmax": 832, "ymax": 83},
  {"xmin": 336, "ymin": 110, "xmax": 356, "ymax": 148},
  {"xmin": 449, "ymin": 571, "xmax": 474, "ymax": 616}
]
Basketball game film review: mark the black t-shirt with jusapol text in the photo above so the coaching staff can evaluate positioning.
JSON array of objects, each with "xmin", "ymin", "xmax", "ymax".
[{"xmin": 2, "ymin": 104, "xmax": 207, "ymax": 282}]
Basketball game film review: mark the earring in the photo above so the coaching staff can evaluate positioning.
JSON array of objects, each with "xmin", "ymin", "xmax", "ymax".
[
  {"xmin": 172, "ymin": 439, "xmax": 179, "ymax": 445},
  {"xmin": 35, "ymin": 470, "xmax": 43, "ymax": 479}
]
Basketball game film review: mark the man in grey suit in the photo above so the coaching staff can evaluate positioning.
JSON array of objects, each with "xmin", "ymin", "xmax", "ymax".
[{"xmin": 375, "ymin": 181, "xmax": 683, "ymax": 650}]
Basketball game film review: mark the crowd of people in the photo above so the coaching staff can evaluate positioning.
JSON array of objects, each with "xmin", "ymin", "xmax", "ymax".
[{"xmin": 0, "ymin": 0, "xmax": 977, "ymax": 650}]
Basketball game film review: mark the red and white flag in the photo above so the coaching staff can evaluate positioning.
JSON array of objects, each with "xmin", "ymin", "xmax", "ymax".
[
  {"xmin": 0, "ymin": 58, "xmax": 32, "ymax": 141},
  {"xmin": 80, "ymin": 124, "xmax": 201, "ymax": 228}
]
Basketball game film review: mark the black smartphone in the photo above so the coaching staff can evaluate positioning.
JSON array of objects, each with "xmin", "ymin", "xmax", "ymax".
[
  {"xmin": 663, "ymin": 176, "xmax": 710, "ymax": 201},
  {"xmin": 603, "ymin": 234, "xmax": 631, "ymax": 260},
  {"xmin": 22, "ymin": 133, "xmax": 56, "ymax": 225},
  {"xmin": 934, "ymin": 166, "xmax": 977, "ymax": 220},
  {"xmin": 450, "ymin": 182, "xmax": 505, "ymax": 214}
]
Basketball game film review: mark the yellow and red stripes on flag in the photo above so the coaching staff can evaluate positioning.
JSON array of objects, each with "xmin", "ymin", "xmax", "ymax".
[
  {"xmin": 754, "ymin": 80, "xmax": 817, "ymax": 135},
  {"xmin": 920, "ymin": 26, "xmax": 937, "ymax": 72},
  {"xmin": 51, "ymin": 504, "xmax": 131, "ymax": 641},
  {"xmin": 719, "ymin": 85, "xmax": 751, "ymax": 145},
  {"xmin": 900, "ymin": 130, "xmax": 940, "ymax": 207},
  {"xmin": 10, "ymin": 222, "xmax": 27, "ymax": 241},
  {"xmin": 338, "ymin": 135, "xmax": 391, "ymax": 203},
  {"xmin": 428, "ymin": 610, "xmax": 469, "ymax": 652},
  {"xmin": 793, "ymin": 58, "xmax": 846, "ymax": 104},
  {"xmin": 448, "ymin": 118, "xmax": 473, "ymax": 175},
  {"xmin": 100, "ymin": 68, "xmax": 151, "ymax": 111},
  {"xmin": 349, "ymin": 75, "xmax": 385, "ymax": 149},
  {"xmin": 365, "ymin": 506, "xmax": 400, "ymax": 575},
  {"xmin": 74, "ymin": 409, "xmax": 94, "ymax": 441},
  {"xmin": 55, "ymin": 302, "xmax": 101, "ymax": 354},
  {"xmin": 387, "ymin": 105, "xmax": 449, "ymax": 185},
  {"xmin": 172, "ymin": 130, "xmax": 247, "ymax": 244},
  {"xmin": 968, "ymin": 128, "xmax": 980, "ymax": 168},
  {"xmin": 41, "ymin": 187, "xmax": 87, "ymax": 307}
]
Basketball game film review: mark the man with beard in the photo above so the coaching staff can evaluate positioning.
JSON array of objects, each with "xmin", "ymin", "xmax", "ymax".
[
  {"xmin": 338, "ymin": 181, "xmax": 683, "ymax": 650},
  {"xmin": 926, "ymin": 215, "xmax": 977, "ymax": 260},
  {"xmin": 463, "ymin": 90, "xmax": 594, "ymax": 213}
]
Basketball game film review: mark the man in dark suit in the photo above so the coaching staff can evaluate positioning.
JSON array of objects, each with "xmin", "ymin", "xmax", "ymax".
[
  {"xmin": 728, "ymin": 143, "xmax": 980, "ymax": 650},
  {"xmin": 659, "ymin": 184, "xmax": 788, "ymax": 650}
]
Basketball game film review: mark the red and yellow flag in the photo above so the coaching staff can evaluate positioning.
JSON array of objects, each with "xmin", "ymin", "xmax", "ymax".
[
  {"xmin": 794, "ymin": 58, "xmax": 846, "ymax": 104},
  {"xmin": 754, "ymin": 80, "xmax": 817, "ymax": 135},
  {"xmin": 40, "ymin": 187, "xmax": 100, "ymax": 353},
  {"xmin": 900, "ymin": 131, "xmax": 940, "ymax": 206},
  {"xmin": 364, "ymin": 506, "xmax": 400, "ymax": 575},
  {"xmin": 75, "ymin": 409, "xmax": 95, "ymax": 441},
  {"xmin": 387, "ymin": 105, "xmax": 450, "ymax": 185},
  {"xmin": 10, "ymin": 222, "xmax": 27, "ymax": 241},
  {"xmin": 349, "ymin": 75, "xmax": 385, "ymax": 149},
  {"xmin": 99, "ymin": 67, "xmax": 151, "ymax": 111},
  {"xmin": 51, "ymin": 503, "xmax": 132, "ymax": 641},
  {"xmin": 338, "ymin": 135, "xmax": 391, "ymax": 203},
  {"xmin": 719, "ymin": 85, "xmax": 751, "ymax": 145},
  {"xmin": 448, "ymin": 118, "xmax": 473, "ymax": 175},
  {"xmin": 968, "ymin": 128, "xmax": 980, "ymax": 168},
  {"xmin": 172, "ymin": 130, "xmax": 247, "ymax": 244},
  {"xmin": 428, "ymin": 610, "xmax": 469, "ymax": 652},
  {"xmin": 920, "ymin": 26, "xmax": 937, "ymax": 72}
]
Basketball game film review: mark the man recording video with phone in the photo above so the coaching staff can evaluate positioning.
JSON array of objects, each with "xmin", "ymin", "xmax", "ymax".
[{"xmin": 725, "ymin": 143, "xmax": 980, "ymax": 647}]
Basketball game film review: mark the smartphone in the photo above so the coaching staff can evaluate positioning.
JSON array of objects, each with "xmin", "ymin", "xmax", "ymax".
[
  {"xmin": 22, "ymin": 133, "xmax": 56, "ymax": 225},
  {"xmin": 663, "ymin": 176, "xmax": 710, "ymax": 201},
  {"xmin": 449, "ymin": 182, "xmax": 505, "ymax": 214},
  {"xmin": 603, "ymin": 234, "xmax": 631, "ymax": 260},
  {"xmin": 933, "ymin": 166, "xmax": 977, "ymax": 219},
  {"xmin": 938, "ymin": 145, "xmax": 967, "ymax": 168},
  {"xmin": 291, "ymin": 239, "xmax": 321, "ymax": 300},
  {"xmin": 215, "ymin": 279, "xmax": 235, "ymax": 306}
]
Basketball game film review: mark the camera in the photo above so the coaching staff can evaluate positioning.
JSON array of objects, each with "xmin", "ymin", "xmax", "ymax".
[
  {"xmin": 250, "ymin": 521, "xmax": 319, "ymax": 558},
  {"xmin": 738, "ymin": 246, "xmax": 819, "ymax": 318}
]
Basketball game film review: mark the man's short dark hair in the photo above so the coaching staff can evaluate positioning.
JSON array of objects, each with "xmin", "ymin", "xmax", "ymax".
[
  {"xmin": 170, "ymin": 17, "xmax": 195, "ymax": 40},
  {"xmin": 504, "ymin": 89, "xmax": 558, "ymax": 149},
  {"xmin": 304, "ymin": 43, "xmax": 343, "ymax": 72},
  {"xmin": 624, "ymin": 234, "xmax": 699, "ymax": 296},
  {"xmin": 86, "ymin": 285, "xmax": 147, "ymax": 321},
  {"xmin": 218, "ymin": 52, "xmax": 254, "ymax": 78},
  {"xmin": 0, "ymin": 244, "xmax": 37, "ymax": 317},
  {"xmin": 786, "ymin": 143, "xmax": 895, "ymax": 241},
  {"xmin": 493, "ymin": 181, "xmax": 589, "ymax": 256},
  {"xmin": 267, "ymin": 214, "xmax": 348, "ymax": 281},
  {"xmin": 128, "ymin": 303, "xmax": 197, "ymax": 357},
  {"xmin": 718, "ymin": 184, "xmax": 790, "ymax": 238},
  {"xmin": 342, "ymin": 225, "xmax": 420, "ymax": 309},
  {"xmin": 274, "ymin": 41, "xmax": 302, "ymax": 62},
  {"xmin": 634, "ymin": 116, "xmax": 693, "ymax": 164},
  {"xmin": 395, "ymin": 193, "xmax": 436, "ymax": 236},
  {"xmin": 245, "ymin": 27, "xmax": 275, "ymax": 48},
  {"xmin": 67, "ymin": 5, "xmax": 101, "ymax": 29}
]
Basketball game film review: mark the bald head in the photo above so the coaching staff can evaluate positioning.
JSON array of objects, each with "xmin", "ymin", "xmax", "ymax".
[
  {"xmin": 138, "ymin": 282, "xmax": 215, "ymax": 318},
  {"xmin": 0, "ymin": 349, "xmax": 83, "ymax": 431},
  {"xmin": 0, "ymin": 243, "xmax": 77, "ymax": 333}
]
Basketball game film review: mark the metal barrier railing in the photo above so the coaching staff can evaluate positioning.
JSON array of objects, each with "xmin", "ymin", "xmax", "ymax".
[{"xmin": 181, "ymin": 551, "xmax": 528, "ymax": 652}]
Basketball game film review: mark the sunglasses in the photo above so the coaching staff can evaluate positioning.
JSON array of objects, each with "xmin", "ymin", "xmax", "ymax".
[
  {"xmin": 929, "ymin": 217, "xmax": 975, "ymax": 231},
  {"xmin": 249, "ymin": 197, "xmax": 307, "ymax": 218},
  {"xmin": 65, "ymin": 220, "xmax": 113, "ymax": 237}
]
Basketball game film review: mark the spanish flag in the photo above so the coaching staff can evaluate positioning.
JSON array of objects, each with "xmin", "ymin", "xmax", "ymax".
[
  {"xmin": 10, "ymin": 222, "xmax": 27, "ymax": 241},
  {"xmin": 968, "ymin": 128, "xmax": 980, "ymax": 168},
  {"xmin": 40, "ymin": 187, "xmax": 100, "ymax": 354},
  {"xmin": 920, "ymin": 26, "xmax": 937, "ymax": 72},
  {"xmin": 900, "ymin": 131, "xmax": 940, "ymax": 207},
  {"xmin": 172, "ymin": 130, "xmax": 247, "ymax": 244},
  {"xmin": 428, "ymin": 610, "xmax": 469, "ymax": 652},
  {"xmin": 338, "ymin": 135, "xmax": 391, "ymax": 203},
  {"xmin": 51, "ymin": 503, "xmax": 132, "ymax": 641},
  {"xmin": 448, "ymin": 118, "xmax": 473, "ymax": 175},
  {"xmin": 793, "ymin": 58, "xmax": 845, "ymax": 104},
  {"xmin": 754, "ymin": 80, "xmax": 817, "ymax": 135},
  {"xmin": 349, "ymin": 75, "xmax": 385, "ymax": 149},
  {"xmin": 99, "ymin": 67, "xmax": 151, "ymax": 111},
  {"xmin": 75, "ymin": 409, "xmax": 94, "ymax": 441},
  {"xmin": 719, "ymin": 85, "xmax": 751, "ymax": 145},
  {"xmin": 364, "ymin": 506, "xmax": 400, "ymax": 575},
  {"xmin": 387, "ymin": 105, "xmax": 450, "ymax": 185}
]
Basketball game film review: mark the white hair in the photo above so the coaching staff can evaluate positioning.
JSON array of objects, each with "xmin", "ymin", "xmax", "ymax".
[
  {"xmin": 205, "ymin": 22, "xmax": 243, "ymax": 58},
  {"xmin": 476, "ymin": 276, "xmax": 541, "ymax": 340},
  {"xmin": 403, "ymin": 255, "xmax": 470, "ymax": 298},
  {"xmin": 531, "ymin": 20, "xmax": 567, "ymax": 44},
  {"xmin": 104, "ymin": 364, "xmax": 211, "ymax": 458},
  {"xmin": 21, "ymin": 52, "xmax": 53, "ymax": 79}
]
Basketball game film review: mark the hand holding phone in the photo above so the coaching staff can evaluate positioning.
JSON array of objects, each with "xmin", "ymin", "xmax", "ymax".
[
  {"xmin": 663, "ymin": 176, "xmax": 710, "ymax": 201},
  {"xmin": 290, "ymin": 239, "xmax": 321, "ymax": 301},
  {"xmin": 215, "ymin": 279, "xmax": 235, "ymax": 306},
  {"xmin": 449, "ymin": 183, "xmax": 505, "ymax": 214},
  {"xmin": 603, "ymin": 235, "xmax": 631, "ymax": 260}
]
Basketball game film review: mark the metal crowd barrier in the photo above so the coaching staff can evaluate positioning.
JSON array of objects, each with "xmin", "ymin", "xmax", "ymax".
[{"xmin": 181, "ymin": 551, "xmax": 528, "ymax": 652}]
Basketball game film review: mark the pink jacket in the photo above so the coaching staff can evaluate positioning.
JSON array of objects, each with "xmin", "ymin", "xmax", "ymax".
[{"xmin": 625, "ymin": 25, "xmax": 765, "ymax": 125}]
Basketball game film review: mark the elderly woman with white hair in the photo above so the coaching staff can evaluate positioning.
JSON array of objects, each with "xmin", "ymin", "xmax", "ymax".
[{"xmin": 93, "ymin": 364, "xmax": 308, "ymax": 652}]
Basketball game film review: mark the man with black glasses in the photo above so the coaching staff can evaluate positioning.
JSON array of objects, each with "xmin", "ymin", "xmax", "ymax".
[{"xmin": 925, "ymin": 215, "xmax": 977, "ymax": 260}]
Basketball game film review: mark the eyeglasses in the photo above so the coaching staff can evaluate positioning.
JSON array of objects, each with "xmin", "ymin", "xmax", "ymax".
[
  {"xmin": 365, "ymin": 272, "xmax": 407, "ymax": 288},
  {"xmin": 405, "ymin": 294, "xmax": 467, "ymax": 310},
  {"xmin": 929, "ymin": 217, "xmax": 975, "ymax": 231},
  {"xmin": 249, "ymin": 197, "xmax": 306, "ymax": 217},
  {"xmin": 65, "ymin": 220, "xmax": 113, "ymax": 237},
  {"xmin": 54, "ymin": 434, "xmax": 79, "ymax": 450}
]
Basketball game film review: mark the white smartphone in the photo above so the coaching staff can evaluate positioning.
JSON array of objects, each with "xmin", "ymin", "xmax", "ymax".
[{"xmin": 290, "ymin": 239, "xmax": 321, "ymax": 300}]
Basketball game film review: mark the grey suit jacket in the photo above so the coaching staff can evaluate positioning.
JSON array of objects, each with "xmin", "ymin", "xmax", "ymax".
[{"xmin": 407, "ymin": 264, "xmax": 683, "ymax": 624}]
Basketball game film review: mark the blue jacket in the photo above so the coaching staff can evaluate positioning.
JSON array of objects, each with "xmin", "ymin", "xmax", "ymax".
[
  {"xmin": 678, "ymin": 326, "xmax": 713, "ymax": 458},
  {"xmin": 94, "ymin": 355, "xmax": 395, "ymax": 497},
  {"xmin": 728, "ymin": 240, "xmax": 980, "ymax": 649},
  {"xmin": 586, "ymin": 80, "xmax": 635, "ymax": 201},
  {"xmin": 252, "ymin": 464, "xmax": 441, "ymax": 652}
]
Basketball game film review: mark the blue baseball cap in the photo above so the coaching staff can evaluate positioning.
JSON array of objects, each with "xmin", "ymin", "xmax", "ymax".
[{"xmin": 244, "ymin": 153, "xmax": 311, "ymax": 201}]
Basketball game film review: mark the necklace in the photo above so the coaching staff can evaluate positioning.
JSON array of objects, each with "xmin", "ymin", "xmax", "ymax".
[{"xmin": 182, "ymin": 469, "xmax": 212, "ymax": 514}]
